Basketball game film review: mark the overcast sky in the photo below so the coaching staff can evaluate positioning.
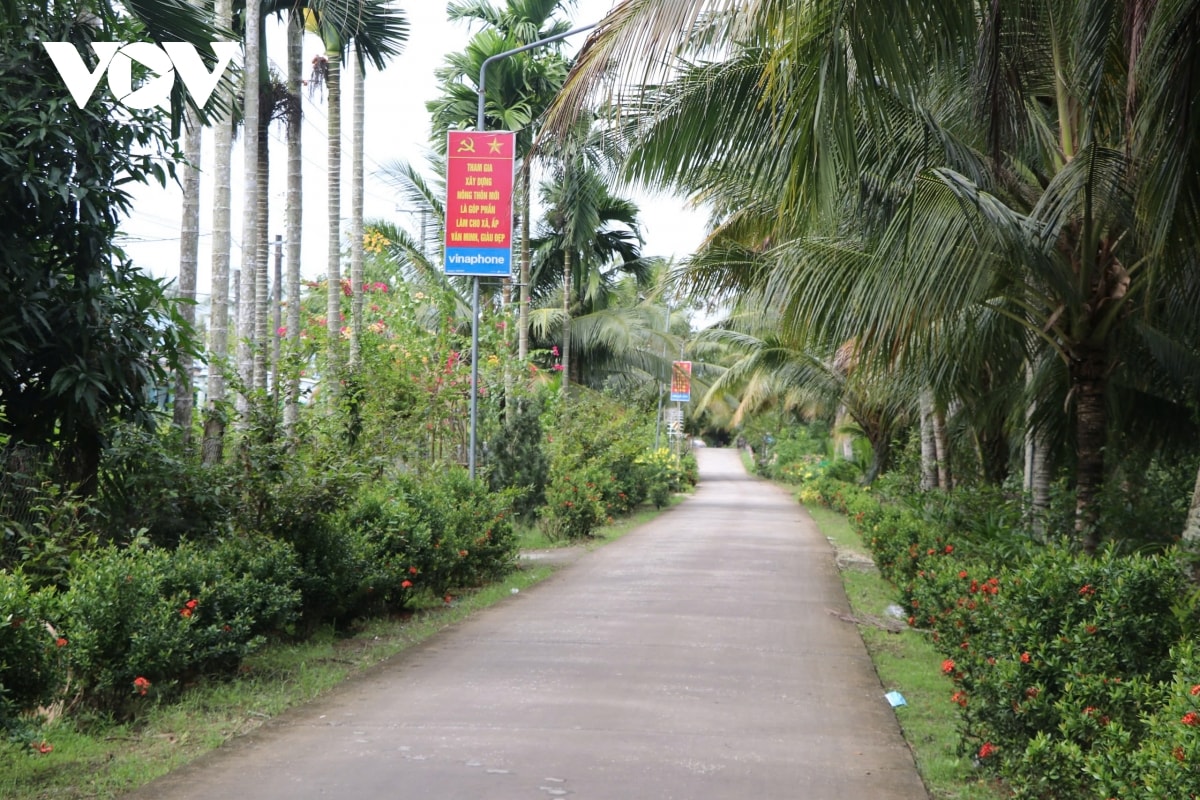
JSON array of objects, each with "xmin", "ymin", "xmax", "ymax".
[{"xmin": 118, "ymin": 0, "xmax": 709, "ymax": 300}]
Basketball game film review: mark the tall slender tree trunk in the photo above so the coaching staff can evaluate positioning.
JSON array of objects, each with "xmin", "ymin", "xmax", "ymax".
[
  {"xmin": 324, "ymin": 47, "xmax": 343, "ymax": 387},
  {"xmin": 271, "ymin": 234, "xmax": 282, "ymax": 401},
  {"xmin": 518, "ymin": 166, "xmax": 532, "ymax": 361},
  {"xmin": 174, "ymin": 109, "xmax": 201, "ymax": 440},
  {"xmin": 237, "ymin": 0, "xmax": 262, "ymax": 419},
  {"xmin": 348, "ymin": 49, "xmax": 364, "ymax": 371},
  {"xmin": 1073, "ymin": 345, "xmax": 1107, "ymax": 554},
  {"xmin": 283, "ymin": 10, "xmax": 303, "ymax": 438},
  {"xmin": 933, "ymin": 407, "xmax": 951, "ymax": 490},
  {"xmin": 1024, "ymin": 360, "xmax": 1051, "ymax": 535},
  {"xmin": 202, "ymin": 0, "xmax": 234, "ymax": 465},
  {"xmin": 561, "ymin": 248, "xmax": 571, "ymax": 396},
  {"xmin": 1182, "ymin": 461, "xmax": 1200, "ymax": 579},
  {"xmin": 253, "ymin": 73, "xmax": 270, "ymax": 394},
  {"xmin": 919, "ymin": 389, "xmax": 938, "ymax": 491}
]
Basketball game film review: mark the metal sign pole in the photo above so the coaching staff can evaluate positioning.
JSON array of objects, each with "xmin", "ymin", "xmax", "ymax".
[{"xmin": 467, "ymin": 21, "xmax": 598, "ymax": 480}]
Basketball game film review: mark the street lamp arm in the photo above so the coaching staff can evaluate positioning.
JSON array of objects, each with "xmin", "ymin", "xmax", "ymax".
[{"xmin": 476, "ymin": 22, "xmax": 598, "ymax": 130}]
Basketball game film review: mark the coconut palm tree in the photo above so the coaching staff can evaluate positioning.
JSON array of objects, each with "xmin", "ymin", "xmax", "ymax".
[{"xmin": 549, "ymin": 0, "xmax": 1200, "ymax": 550}]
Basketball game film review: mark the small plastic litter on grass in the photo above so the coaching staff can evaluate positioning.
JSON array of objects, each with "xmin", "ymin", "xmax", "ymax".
[{"xmin": 885, "ymin": 691, "xmax": 907, "ymax": 707}]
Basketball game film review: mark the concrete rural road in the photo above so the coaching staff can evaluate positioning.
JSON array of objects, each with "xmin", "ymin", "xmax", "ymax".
[{"xmin": 126, "ymin": 448, "xmax": 928, "ymax": 799}]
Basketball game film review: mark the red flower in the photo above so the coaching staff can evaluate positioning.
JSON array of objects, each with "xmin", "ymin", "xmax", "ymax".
[
  {"xmin": 33, "ymin": 741, "xmax": 52, "ymax": 754},
  {"xmin": 1175, "ymin": 746, "xmax": 1187, "ymax": 763},
  {"xmin": 1020, "ymin": 652, "xmax": 1031, "ymax": 664},
  {"xmin": 55, "ymin": 637, "xmax": 68, "ymax": 648},
  {"xmin": 401, "ymin": 580, "xmax": 413, "ymax": 589},
  {"xmin": 958, "ymin": 570, "xmax": 969, "ymax": 579},
  {"xmin": 944, "ymin": 545, "xmax": 954, "ymax": 554},
  {"xmin": 1191, "ymin": 684, "xmax": 1200, "ymax": 696},
  {"xmin": 1079, "ymin": 584, "xmax": 1095, "ymax": 596},
  {"xmin": 978, "ymin": 742, "xmax": 996, "ymax": 759},
  {"xmin": 185, "ymin": 599, "xmax": 198, "ymax": 609},
  {"xmin": 1025, "ymin": 687, "xmax": 1040, "ymax": 698},
  {"xmin": 180, "ymin": 608, "xmax": 193, "ymax": 618},
  {"xmin": 1182, "ymin": 712, "xmax": 1200, "ymax": 726},
  {"xmin": 133, "ymin": 676, "xmax": 151, "ymax": 696},
  {"xmin": 941, "ymin": 658, "xmax": 956, "ymax": 674},
  {"xmin": 408, "ymin": 566, "xmax": 419, "ymax": 575},
  {"xmin": 951, "ymin": 691, "xmax": 968, "ymax": 707}
]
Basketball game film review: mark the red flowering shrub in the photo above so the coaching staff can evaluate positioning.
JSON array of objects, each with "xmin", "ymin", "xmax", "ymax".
[
  {"xmin": 53, "ymin": 537, "xmax": 300, "ymax": 710},
  {"xmin": 0, "ymin": 571, "xmax": 61, "ymax": 731}
]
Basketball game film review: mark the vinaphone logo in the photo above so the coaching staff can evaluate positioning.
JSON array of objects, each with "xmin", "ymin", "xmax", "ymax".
[{"xmin": 42, "ymin": 41, "xmax": 238, "ymax": 110}]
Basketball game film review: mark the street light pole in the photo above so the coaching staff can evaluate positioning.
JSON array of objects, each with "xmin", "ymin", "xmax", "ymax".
[{"xmin": 468, "ymin": 21, "xmax": 598, "ymax": 479}]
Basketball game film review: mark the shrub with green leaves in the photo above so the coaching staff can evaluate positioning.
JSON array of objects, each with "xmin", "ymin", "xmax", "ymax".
[
  {"xmin": 539, "ymin": 459, "xmax": 608, "ymax": 540},
  {"xmin": 53, "ymin": 538, "xmax": 300, "ymax": 709},
  {"xmin": 0, "ymin": 570, "xmax": 61, "ymax": 731}
]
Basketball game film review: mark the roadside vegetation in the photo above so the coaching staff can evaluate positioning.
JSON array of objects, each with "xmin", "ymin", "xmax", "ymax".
[{"xmin": 750, "ymin": 424, "xmax": 1200, "ymax": 799}]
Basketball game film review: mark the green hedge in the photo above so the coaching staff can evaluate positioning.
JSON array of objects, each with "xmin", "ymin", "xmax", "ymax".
[{"xmin": 803, "ymin": 478, "xmax": 1200, "ymax": 799}]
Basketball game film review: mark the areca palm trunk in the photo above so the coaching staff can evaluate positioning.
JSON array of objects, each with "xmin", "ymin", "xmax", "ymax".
[
  {"xmin": 253, "ymin": 70, "xmax": 270, "ymax": 393},
  {"xmin": 561, "ymin": 248, "xmax": 571, "ymax": 396},
  {"xmin": 348, "ymin": 49, "xmax": 364, "ymax": 371},
  {"xmin": 202, "ymin": 0, "xmax": 234, "ymax": 465},
  {"xmin": 518, "ymin": 166, "xmax": 531, "ymax": 361},
  {"xmin": 325, "ymin": 43, "xmax": 342, "ymax": 384},
  {"xmin": 174, "ymin": 108, "xmax": 201, "ymax": 440},
  {"xmin": 237, "ymin": 0, "xmax": 261, "ymax": 418},
  {"xmin": 283, "ymin": 9, "xmax": 303, "ymax": 438}
]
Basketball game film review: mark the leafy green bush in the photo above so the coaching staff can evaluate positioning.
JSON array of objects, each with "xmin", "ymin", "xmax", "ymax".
[
  {"xmin": 0, "ymin": 570, "xmax": 61, "ymax": 731},
  {"xmin": 488, "ymin": 399, "xmax": 549, "ymax": 519},
  {"xmin": 539, "ymin": 458, "xmax": 608, "ymax": 540},
  {"xmin": 340, "ymin": 470, "xmax": 518, "ymax": 604},
  {"xmin": 95, "ymin": 426, "xmax": 234, "ymax": 547},
  {"xmin": 54, "ymin": 538, "xmax": 301, "ymax": 710}
]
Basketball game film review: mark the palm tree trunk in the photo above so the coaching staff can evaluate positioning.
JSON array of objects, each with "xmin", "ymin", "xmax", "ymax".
[
  {"xmin": 1024, "ymin": 359, "xmax": 1051, "ymax": 535},
  {"xmin": 933, "ymin": 407, "xmax": 951, "ymax": 489},
  {"xmin": 237, "ymin": 0, "xmax": 261, "ymax": 419},
  {"xmin": 1182, "ymin": 461, "xmax": 1200, "ymax": 579},
  {"xmin": 202, "ymin": 0, "xmax": 235, "ymax": 465},
  {"xmin": 174, "ymin": 108, "xmax": 201, "ymax": 440},
  {"xmin": 518, "ymin": 166, "xmax": 532, "ymax": 361},
  {"xmin": 271, "ymin": 235, "xmax": 282, "ymax": 401},
  {"xmin": 325, "ymin": 48, "xmax": 342, "ymax": 384},
  {"xmin": 919, "ymin": 389, "xmax": 937, "ymax": 490},
  {"xmin": 283, "ymin": 9, "xmax": 303, "ymax": 438},
  {"xmin": 561, "ymin": 248, "xmax": 571, "ymax": 396},
  {"xmin": 1073, "ymin": 345, "xmax": 1106, "ymax": 553},
  {"xmin": 253, "ymin": 74, "xmax": 270, "ymax": 394},
  {"xmin": 348, "ymin": 50, "xmax": 364, "ymax": 371}
]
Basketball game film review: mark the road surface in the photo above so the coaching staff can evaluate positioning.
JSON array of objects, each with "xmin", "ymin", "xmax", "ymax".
[{"xmin": 126, "ymin": 447, "xmax": 927, "ymax": 799}]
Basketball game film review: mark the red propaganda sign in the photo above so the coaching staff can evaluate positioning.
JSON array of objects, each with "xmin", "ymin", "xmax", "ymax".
[
  {"xmin": 445, "ymin": 130, "xmax": 515, "ymax": 276},
  {"xmin": 670, "ymin": 361, "xmax": 692, "ymax": 402}
]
